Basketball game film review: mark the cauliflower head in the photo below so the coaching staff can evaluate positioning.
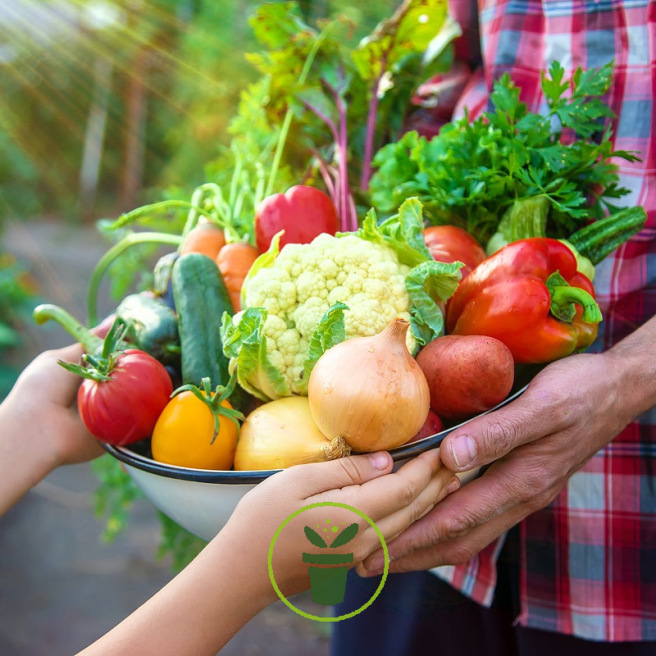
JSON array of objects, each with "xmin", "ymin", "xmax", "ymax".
[
  {"xmin": 221, "ymin": 198, "xmax": 463, "ymax": 402},
  {"xmin": 243, "ymin": 233, "xmax": 414, "ymax": 395}
]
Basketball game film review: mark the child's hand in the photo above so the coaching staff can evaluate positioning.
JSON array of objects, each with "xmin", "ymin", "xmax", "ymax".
[
  {"xmin": 210, "ymin": 449, "xmax": 459, "ymax": 606},
  {"xmin": 5, "ymin": 344, "xmax": 104, "ymax": 466}
]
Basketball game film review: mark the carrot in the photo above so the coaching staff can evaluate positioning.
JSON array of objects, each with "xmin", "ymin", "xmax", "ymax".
[
  {"xmin": 216, "ymin": 242, "xmax": 260, "ymax": 312},
  {"xmin": 180, "ymin": 222, "xmax": 226, "ymax": 260}
]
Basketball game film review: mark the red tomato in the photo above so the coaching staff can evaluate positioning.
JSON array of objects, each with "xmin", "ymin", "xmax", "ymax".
[
  {"xmin": 77, "ymin": 349, "xmax": 172, "ymax": 446},
  {"xmin": 424, "ymin": 225, "xmax": 486, "ymax": 278},
  {"xmin": 254, "ymin": 185, "xmax": 340, "ymax": 253}
]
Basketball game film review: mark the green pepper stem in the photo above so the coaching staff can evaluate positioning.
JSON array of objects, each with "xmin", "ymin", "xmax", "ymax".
[
  {"xmin": 33, "ymin": 304, "xmax": 102, "ymax": 353},
  {"xmin": 550, "ymin": 285, "xmax": 602, "ymax": 323},
  {"xmin": 87, "ymin": 232, "xmax": 183, "ymax": 326}
]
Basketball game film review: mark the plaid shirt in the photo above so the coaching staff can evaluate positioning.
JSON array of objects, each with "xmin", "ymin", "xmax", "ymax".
[{"xmin": 428, "ymin": 0, "xmax": 656, "ymax": 642}]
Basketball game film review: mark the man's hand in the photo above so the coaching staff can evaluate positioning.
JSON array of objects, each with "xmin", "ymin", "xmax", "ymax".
[{"xmin": 360, "ymin": 347, "xmax": 650, "ymax": 575}]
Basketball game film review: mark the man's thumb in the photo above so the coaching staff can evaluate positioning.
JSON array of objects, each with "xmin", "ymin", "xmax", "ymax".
[{"xmin": 440, "ymin": 401, "xmax": 543, "ymax": 472}]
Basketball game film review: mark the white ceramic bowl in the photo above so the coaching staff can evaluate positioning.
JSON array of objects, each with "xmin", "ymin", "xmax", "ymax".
[{"xmin": 102, "ymin": 377, "xmax": 533, "ymax": 542}]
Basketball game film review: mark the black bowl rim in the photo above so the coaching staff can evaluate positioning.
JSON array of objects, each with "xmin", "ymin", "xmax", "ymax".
[{"xmin": 101, "ymin": 385, "xmax": 529, "ymax": 484}]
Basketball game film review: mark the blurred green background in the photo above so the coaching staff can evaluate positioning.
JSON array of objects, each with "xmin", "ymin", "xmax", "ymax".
[{"xmin": 0, "ymin": 0, "xmax": 398, "ymax": 395}]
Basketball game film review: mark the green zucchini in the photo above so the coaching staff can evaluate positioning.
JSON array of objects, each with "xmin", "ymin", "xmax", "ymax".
[
  {"xmin": 116, "ymin": 292, "xmax": 180, "ymax": 366},
  {"xmin": 568, "ymin": 206, "xmax": 647, "ymax": 264},
  {"xmin": 171, "ymin": 253, "xmax": 233, "ymax": 388}
]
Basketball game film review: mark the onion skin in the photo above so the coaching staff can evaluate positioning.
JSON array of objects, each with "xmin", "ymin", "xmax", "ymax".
[
  {"xmin": 308, "ymin": 318, "xmax": 430, "ymax": 452},
  {"xmin": 234, "ymin": 396, "xmax": 350, "ymax": 471}
]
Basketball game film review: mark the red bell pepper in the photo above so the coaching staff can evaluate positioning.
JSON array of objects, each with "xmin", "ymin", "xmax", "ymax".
[
  {"xmin": 446, "ymin": 238, "xmax": 602, "ymax": 363},
  {"xmin": 254, "ymin": 185, "xmax": 340, "ymax": 253}
]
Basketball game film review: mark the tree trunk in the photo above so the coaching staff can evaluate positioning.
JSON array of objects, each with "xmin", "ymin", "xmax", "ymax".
[{"xmin": 79, "ymin": 56, "xmax": 113, "ymax": 218}]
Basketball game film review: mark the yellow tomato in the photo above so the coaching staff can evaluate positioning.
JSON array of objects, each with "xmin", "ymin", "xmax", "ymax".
[{"xmin": 151, "ymin": 391, "xmax": 238, "ymax": 470}]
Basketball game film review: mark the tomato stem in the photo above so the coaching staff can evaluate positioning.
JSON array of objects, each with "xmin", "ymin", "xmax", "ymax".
[
  {"xmin": 172, "ymin": 375, "xmax": 245, "ymax": 446},
  {"xmin": 33, "ymin": 304, "xmax": 102, "ymax": 353},
  {"xmin": 53, "ymin": 318, "xmax": 130, "ymax": 383}
]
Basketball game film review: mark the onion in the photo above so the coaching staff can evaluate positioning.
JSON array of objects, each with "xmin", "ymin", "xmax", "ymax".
[
  {"xmin": 234, "ymin": 396, "xmax": 350, "ymax": 471},
  {"xmin": 308, "ymin": 317, "xmax": 430, "ymax": 452}
]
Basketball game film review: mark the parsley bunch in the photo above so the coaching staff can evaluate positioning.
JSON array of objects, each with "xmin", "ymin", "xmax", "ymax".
[{"xmin": 369, "ymin": 61, "xmax": 640, "ymax": 245}]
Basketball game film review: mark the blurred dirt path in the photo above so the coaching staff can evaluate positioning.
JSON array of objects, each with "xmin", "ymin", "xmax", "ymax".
[{"xmin": 1, "ymin": 219, "xmax": 330, "ymax": 656}]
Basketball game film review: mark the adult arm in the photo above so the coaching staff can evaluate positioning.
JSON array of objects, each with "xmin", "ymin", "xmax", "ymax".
[{"xmin": 360, "ymin": 315, "xmax": 656, "ymax": 574}]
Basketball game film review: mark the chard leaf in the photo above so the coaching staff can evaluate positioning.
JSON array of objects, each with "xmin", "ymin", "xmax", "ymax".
[
  {"xmin": 220, "ymin": 308, "xmax": 290, "ymax": 402},
  {"xmin": 297, "ymin": 302, "xmax": 348, "ymax": 394},
  {"xmin": 330, "ymin": 522, "xmax": 359, "ymax": 548},
  {"xmin": 295, "ymin": 87, "xmax": 339, "ymax": 129},
  {"xmin": 352, "ymin": 0, "xmax": 450, "ymax": 82},
  {"xmin": 249, "ymin": 2, "xmax": 312, "ymax": 50},
  {"xmin": 405, "ymin": 259, "xmax": 462, "ymax": 351}
]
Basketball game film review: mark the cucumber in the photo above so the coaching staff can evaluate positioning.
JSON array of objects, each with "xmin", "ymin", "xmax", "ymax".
[
  {"xmin": 116, "ymin": 292, "xmax": 180, "ymax": 366},
  {"xmin": 568, "ymin": 206, "xmax": 647, "ymax": 264},
  {"xmin": 171, "ymin": 253, "xmax": 233, "ymax": 388}
]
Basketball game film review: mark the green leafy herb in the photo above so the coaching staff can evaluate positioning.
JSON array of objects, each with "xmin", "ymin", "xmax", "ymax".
[
  {"xmin": 156, "ymin": 513, "xmax": 208, "ymax": 572},
  {"xmin": 370, "ymin": 61, "xmax": 641, "ymax": 247},
  {"xmin": 92, "ymin": 454, "xmax": 143, "ymax": 542}
]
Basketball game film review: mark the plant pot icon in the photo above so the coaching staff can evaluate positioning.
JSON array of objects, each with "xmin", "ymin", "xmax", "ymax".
[
  {"xmin": 303, "ymin": 552, "xmax": 354, "ymax": 605},
  {"xmin": 303, "ymin": 522, "xmax": 359, "ymax": 605}
]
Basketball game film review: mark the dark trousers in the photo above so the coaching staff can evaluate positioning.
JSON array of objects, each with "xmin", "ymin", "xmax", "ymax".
[{"xmin": 330, "ymin": 528, "xmax": 654, "ymax": 656}]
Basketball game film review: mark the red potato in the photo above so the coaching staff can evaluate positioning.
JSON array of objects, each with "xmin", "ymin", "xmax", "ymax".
[
  {"xmin": 416, "ymin": 334, "xmax": 514, "ymax": 420},
  {"xmin": 406, "ymin": 409, "xmax": 445, "ymax": 443}
]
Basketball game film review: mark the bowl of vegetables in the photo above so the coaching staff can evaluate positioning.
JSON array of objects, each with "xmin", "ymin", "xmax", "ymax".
[
  {"xmin": 34, "ymin": 196, "xmax": 603, "ymax": 545},
  {"xmin": 97, "ymin": 313, "xmax": 538, "ymax": 544},
  {"xmin": 101, "ymin": 378, "xmax": 531, "ymax": 543}
]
